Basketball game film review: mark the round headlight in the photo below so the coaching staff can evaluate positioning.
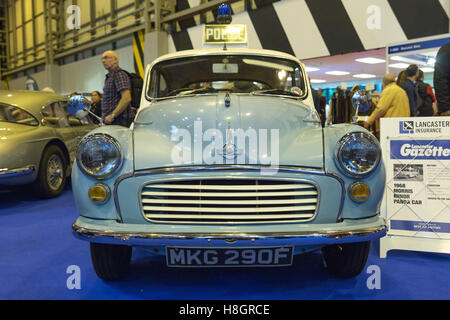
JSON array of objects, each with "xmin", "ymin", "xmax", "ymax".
[
  {"xmin": 335, "ymin": 132, "xmax": 381, "ymax": 177},
  {"xmin": 77, "ymin": 134, "xmax": 122, "ymax": 179}
]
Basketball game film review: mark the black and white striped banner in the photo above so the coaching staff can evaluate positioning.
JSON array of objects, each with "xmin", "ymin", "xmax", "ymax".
[{"xmin": 168, "ymin": 0, "xmax": 449, "ymax": 59}]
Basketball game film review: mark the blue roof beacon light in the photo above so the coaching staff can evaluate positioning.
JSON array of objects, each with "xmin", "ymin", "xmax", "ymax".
[{"xmin": 217, "ymin": 4, "xmax": 232, "ymax": 24}]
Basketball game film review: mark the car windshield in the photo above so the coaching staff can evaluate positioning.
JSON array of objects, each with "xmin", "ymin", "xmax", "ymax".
[
  {"xmin": 147, "ymin": 55, "xmax": 306, "ymax": 99},
  {"xmin": 0, "ymin": 104, "xmax": 38, "ymax": 126}
]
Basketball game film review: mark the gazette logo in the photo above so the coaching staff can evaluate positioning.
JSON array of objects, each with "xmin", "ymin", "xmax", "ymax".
[
  {"xmin": 390, "ymin": 140, "xmax": 450, "ymax": 160},
  {"xmin": 399, "ymin": 121, "xmax": 414, "ymax": 134}
]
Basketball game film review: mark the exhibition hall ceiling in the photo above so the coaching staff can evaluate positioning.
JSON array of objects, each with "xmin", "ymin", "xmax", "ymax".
[
  {"xmin": 302, "ymin": 47, "xmax": 438, "ymax": 84},
  {"xmin": 302, "ymin": 48, "xmax": 387, "ymax": 84}
]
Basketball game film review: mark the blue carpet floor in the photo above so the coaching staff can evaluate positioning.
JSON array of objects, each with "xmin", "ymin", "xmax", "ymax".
[{"xmin": 0, "ymin": 186, "xmax": 449, "ymax": 300}]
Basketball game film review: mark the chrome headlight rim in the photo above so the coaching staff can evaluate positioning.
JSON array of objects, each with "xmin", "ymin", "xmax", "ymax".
[
  {"xmin": 334, "ymin": 131, "xmax": 381, "ymax": 178},
  {"xmin": 77, "ymin": 133, "xmax": 122, "ymax": 180}
]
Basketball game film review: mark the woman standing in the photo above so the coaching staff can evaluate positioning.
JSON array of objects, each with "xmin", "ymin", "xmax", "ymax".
[{"xmin": 90, "ymin": 91, "xmax": 102, "ymax": 124}]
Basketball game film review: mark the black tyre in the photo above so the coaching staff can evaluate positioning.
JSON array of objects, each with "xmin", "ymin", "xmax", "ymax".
[
  {"xmin": 322, "ymin": 241, "xmax": 370, "ymax": 278},
  {"xmin": 33, "ymin": 145, "xmax": 67, "ymax": 198},
  {"xmin": 90, "ymin": 243, "xmax": 132, "ymax": 281}
]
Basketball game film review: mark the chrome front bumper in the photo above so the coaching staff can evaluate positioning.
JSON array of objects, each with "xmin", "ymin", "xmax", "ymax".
[{"xmin": 72, "ymin": 216, "xmax": 387, "ymax": 247}]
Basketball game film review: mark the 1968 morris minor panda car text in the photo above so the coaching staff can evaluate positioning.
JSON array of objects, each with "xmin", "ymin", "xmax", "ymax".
[{"xmin": 71, "ymin": 47, "xmax": 386, "ymax": 280}]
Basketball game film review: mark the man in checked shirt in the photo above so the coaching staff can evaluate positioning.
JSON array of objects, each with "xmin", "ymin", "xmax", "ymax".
[{"xmin": 101, "ymin": 50, "xmax": 133, "ymax": 126}]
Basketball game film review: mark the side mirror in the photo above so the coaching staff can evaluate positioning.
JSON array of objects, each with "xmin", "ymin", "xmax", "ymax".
[
  {"xmin": 67, "ymin": 95, "xmax": 90, "ymax": 119},
  {"xmin": 68, "ymin": 95, "xmax": 103, "ymax": 125},
  {"xmin": 351, "ymin": 90, "xmax": 371, "ymax": 123}
]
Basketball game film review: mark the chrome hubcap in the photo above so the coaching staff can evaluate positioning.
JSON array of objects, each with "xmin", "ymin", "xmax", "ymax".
[{"xmin": 47, "ymin": 154, "xmax": 64, "ymax": 191}]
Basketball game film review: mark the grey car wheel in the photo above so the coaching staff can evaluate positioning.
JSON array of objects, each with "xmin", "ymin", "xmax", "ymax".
[
  {"xmin": 46, "ymin": 153, "xmax": 64, "ymax": 191},
  {"xmin": 33, "ymin": 145, "xmax": 67, "ymax": 198}
]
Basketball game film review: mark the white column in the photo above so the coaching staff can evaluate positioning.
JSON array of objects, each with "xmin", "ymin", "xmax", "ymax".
[{"xmin": 144, "ymin": 31, "xmax": 169, "ymax": 69}]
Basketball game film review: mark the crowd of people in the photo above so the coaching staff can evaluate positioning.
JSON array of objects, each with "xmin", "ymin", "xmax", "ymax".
[{"xmin": 312, "ymin": 41, "xmax": 450, "ymax": 138}]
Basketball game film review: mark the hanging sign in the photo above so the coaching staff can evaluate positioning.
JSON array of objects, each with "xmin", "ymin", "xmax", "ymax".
[{"xmin": 203, "ymin": 24, "xmax": 247, "ymax": 45}]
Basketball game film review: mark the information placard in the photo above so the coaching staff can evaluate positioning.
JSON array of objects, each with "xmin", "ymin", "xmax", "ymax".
[{"xmin": 380, "ymin": 117, "xmax": 450, "ymax": 257}]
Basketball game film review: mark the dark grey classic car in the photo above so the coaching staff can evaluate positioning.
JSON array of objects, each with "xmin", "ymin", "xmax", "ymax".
[{"xmin": 0, "ymin": 90, "xmax": 97, "ymax": 198}]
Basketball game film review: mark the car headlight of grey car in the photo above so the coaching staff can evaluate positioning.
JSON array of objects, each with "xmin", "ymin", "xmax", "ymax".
[
  {"xmin": 335, "ymin": 132, "xmax": 381, "ymax": 178},
  {"xmin": 77, "ymin": 134, "xmax": 122, "ymax": 179}
]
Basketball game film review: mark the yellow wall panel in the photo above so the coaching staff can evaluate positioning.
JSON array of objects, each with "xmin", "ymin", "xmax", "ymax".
[
  {"xmin": 24, "ymin": 22, "xmax": 34, "ymax": 49},
  {"xmin": 95, "ymin": 0, "xmax": 111, "ymax": 17},
  {"xmin": 34, "ymin": 0, "xmax": 43, "ymax": 15},
  {"xmin": 24, "ymin": 0, "xmax": 33, "ymax": 21},
  {"xmin": 78, "ymin": 0, "xmax": 91, "ymax": 26},
  {"xmin": 15, "ymin": 0, "xmax": 22, "ymax": 26},
  {"xmin": 16, "ymin": 26, "xmax": 23, "ymax": 53},
  {"xmin": 35, "ymin": 15, "xmax": 44, "ymax": 45}
]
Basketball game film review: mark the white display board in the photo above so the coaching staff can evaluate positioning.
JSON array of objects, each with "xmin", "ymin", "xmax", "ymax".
[{"xmin": 379, "ymin": 117, "xmax": 450, "ymax": 258}]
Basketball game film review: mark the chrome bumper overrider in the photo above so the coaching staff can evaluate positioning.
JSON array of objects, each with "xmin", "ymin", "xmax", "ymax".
[{"xmin": 72, "ymin": 217, "xmax": 387, "ymax": 247}]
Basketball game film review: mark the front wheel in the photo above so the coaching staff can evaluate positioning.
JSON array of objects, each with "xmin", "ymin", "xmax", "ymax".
[
  {"xmin": 90, "ymin": 243, "xmax": 132, "ymax": 281},
  {"xmin": 322, "ymin": 241, "xmax": 370, "ymax": 278}
]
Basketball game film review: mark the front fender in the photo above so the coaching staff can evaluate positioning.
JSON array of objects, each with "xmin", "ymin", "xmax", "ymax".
[
  {"xmin": 323, "ymin": 124, "xmax": 386, "ymax": 220},
  {"xmin": 71, "ymin": 126, "xmax": 133, "ymax": 220}
]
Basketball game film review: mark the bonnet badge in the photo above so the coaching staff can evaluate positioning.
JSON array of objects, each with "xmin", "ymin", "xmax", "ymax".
[{"xmin": 216, "ymin": 120, "xmax": 243, "ymax": 159}]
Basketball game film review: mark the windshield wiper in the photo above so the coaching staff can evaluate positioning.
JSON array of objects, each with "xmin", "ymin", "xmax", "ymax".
[
  {"xmin": 250, "ymin": 88, "xmax": 301, "ymax": 97},
  {"xmin": 167, "ymin": 87, "xmax": 217, "ymax": 96}
]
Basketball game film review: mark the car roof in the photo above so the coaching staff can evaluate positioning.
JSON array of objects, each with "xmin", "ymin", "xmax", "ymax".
[
  {"xmin": 150, "ymin": 48, "xmax": 302, "ymax": 66},
  {"xmin": 0, "ymin": 90, "xmax": 67, "ymax": 116}
]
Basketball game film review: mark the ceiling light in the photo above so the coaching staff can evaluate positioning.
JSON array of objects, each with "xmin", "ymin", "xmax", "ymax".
[
  {"xmin": 426, "ymin": 58, "xmax": 436, "ymax": 66},
  {"xmin": 355, "ymin": 57, "xmax": 385, "ymax": 64},
  {"xmin": 423, "ymin": 51, "xmax": 438, "ymax": 57},
  {"xmin": 353, "ymin": 74, "xmax": 377, "ymax": 79},
  {"xmin": 389, "ymin": 63, "xmax": 409, "ymax": 69},
  {"xmin": 278, "ymin": 69, "xmax": 287, "ymax": 80},
  {"xmin": 325, "ymin": 71, "xmax": 350, "ymax": 76},
  {"xmin": 310, "ymin": 79, "xmax": 326, "ymax": 83},
  {"xmin": 390, "ymin": 56, "xmax": 426, "ymax": 65},
  {"xmin": 421, "ymin": 67, "xmax": 434, "ymax": 73},
  {"xmin": 305, "ymin": 66, "xmax": 319, "ymax": 72}
]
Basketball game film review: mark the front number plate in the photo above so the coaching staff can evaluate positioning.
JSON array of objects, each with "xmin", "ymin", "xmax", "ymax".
[{"xmin": 166, "ymin": 246, "xmax": 293, "ymax": 267}]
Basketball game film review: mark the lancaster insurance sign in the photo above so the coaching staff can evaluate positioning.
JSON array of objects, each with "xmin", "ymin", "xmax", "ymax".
[{"xmin": 380, "ymin": 117, "xmax": 450, "ymax": 240}]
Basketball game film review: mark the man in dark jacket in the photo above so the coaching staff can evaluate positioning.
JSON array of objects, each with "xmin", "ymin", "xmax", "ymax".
[
  {"xmin": 401, "ymin": 64, "xmax": 419, "ymax": 116},
  {"xmin": 434, "ymin": 41, "xmax": 450, "ymax": 116}
]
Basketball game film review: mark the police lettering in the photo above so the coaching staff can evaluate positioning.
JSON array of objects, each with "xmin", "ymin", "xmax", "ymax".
[{"xmin": 205, "ymin": 26, "xmax": 245, "ymax": 42}]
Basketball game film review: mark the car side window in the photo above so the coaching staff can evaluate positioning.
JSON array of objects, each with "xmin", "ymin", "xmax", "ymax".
[
  {"xmin": 148, "ymin": 70, "xmax": 168, "ymax": 98},
  {"xmin": 0, "ymin": 104, "xmax": 38, "ymax": 126},
  {"xmin": 41, "ymin": 102, "xmax": 68, "ymax": 128}
]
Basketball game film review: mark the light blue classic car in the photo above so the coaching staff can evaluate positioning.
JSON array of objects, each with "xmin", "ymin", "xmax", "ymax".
[{"xmin": 71, "ymin": 48, "xmax": 386, "ymax": 280}]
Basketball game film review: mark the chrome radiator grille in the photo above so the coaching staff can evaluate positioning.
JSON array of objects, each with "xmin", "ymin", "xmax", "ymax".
[{"xmin": 140, "ymin": 179, "xmax": 319, "ymax": 224}]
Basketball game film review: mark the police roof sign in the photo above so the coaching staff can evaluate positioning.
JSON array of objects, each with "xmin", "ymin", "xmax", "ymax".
[{"xmin": 203, "ymin": 24, "xmax": 247, "ymax": 45}]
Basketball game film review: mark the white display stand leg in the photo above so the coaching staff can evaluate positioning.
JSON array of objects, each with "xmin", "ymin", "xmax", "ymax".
[{"xmin": 380, "ymin": 235, "xmax": 450, "ymax": 258}]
